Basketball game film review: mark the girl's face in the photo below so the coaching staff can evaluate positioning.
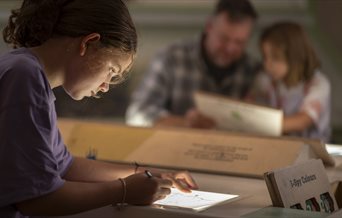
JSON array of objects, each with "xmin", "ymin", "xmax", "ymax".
[
  {"xmin": 262, "ymin": 42, "xmax": 288, "ymax": 81},
  {"xmin": 63, "ymin": 47, "xmax": 133, "ymax": 100}
]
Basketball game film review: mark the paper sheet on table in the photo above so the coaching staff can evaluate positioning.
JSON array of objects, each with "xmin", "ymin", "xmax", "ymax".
[
  {"xmin": 326, "ymin": 144, "xmax": 342, "ymax": 156},
  {"xmin": 154, "ymin": 188, "xmax": 239, "ymax": 212}
]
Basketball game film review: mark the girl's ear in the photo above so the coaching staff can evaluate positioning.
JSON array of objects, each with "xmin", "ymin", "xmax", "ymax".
[{"xmin": 79, "ymin": 33, "xmax": 101, "ymax": 56}]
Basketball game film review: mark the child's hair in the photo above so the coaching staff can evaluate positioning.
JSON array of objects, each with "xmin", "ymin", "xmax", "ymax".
[
  {"xmin": 3, "ymin": 0, "xmax": 137, "ymax": 55},
  {"xmin": 260, "ymin": 21, "xmax": 320, "ymax": 86}
]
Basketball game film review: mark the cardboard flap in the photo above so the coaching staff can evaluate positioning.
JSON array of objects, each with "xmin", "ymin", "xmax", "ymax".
[
  {"xmin": 125, "ymin": 129, "xmax": 303, "ymax": 178},
  {"xmin": 58, "ymin": 119, "xmax": 335, "ymax": 178}
]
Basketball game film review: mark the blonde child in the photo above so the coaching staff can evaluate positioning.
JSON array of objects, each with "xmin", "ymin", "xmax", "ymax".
[{"xmin": 249, "ymin": 22, "xmax": 330, "ymax": 142}]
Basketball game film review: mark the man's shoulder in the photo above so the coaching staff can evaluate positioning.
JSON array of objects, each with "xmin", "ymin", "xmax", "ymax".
[{"xmin": 159, "ymin": 36, "xmax": 200, "ymax": 56}]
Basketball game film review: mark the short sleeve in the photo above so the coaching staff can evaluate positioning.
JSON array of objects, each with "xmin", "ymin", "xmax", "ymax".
[
  {"xmin": 300, "ymin": 72, "xmax": 331, "ymax": 126},
  {"xmin": 0, "ymin": 57, "xmax": 73, "ymax": 208}
]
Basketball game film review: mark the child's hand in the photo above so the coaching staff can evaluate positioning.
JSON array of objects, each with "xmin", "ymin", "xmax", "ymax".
[
  {"xmin": 160, "ymin": 171, "xmax": 199, "ymax": 193},
  {"xmin": 123, "ymin": 172, "xmax": 172, "ymax": 205}
]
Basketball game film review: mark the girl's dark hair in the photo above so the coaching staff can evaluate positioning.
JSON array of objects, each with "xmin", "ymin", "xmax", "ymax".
[
  {"xmin": 260, "ymin": 21, "xmax": 321, "ymax": 86},
  {"xmin": 3, "ymin": 0, "xmax": 137, "ymax": 54}
]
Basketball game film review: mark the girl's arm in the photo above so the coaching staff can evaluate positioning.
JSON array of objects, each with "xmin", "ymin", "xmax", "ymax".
[
  {"xmin": 16, "ymin": 173, "xmax": 173, "ymax": 216},
  {"xmin": 63, "ymin": 157, "xmax": 198, "ymax": 192},
  {"xmin": 16, "ymin": 180, "xmax": 122, "ymax": 216},
  {"xmin": 282, "ymin": 72, "xmax": 331, "ymax": 137},
  {"xmin": 282, "ymin": 111, "xmax": 314, "ymax": 133},
  {"xmin": 63, "ymin": 156, "xmax": 135, "ymax": 182}
]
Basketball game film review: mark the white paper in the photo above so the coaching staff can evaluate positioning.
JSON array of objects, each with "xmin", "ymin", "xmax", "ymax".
[
  {"xmin": 194, "ymin": 92, "xmax": 283, "ymax": 136},
  {"xmin": 153, "ymin": 188, "xmax": 239, "ymax": 212},
  {"xmin": 326, "ymin": 144, "xmax": 342, "ymax": 156}
]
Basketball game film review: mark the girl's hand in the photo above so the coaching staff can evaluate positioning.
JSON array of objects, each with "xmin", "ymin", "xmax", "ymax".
[
  {"xmin": 160, "ymin": 171, "xmax": 199, "ymax": 193},
  {"xmin": 123, "ymin": 172, "xmax": 172, "ymax": 205}
]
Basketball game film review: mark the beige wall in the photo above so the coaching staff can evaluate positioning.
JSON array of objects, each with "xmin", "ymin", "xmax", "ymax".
[{"xmin": 315, "ymin": 0, "xmax": 342, "ymax": 58}]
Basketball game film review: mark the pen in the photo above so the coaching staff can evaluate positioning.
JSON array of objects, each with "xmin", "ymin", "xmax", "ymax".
[{"xmin": 145, "ymin": 170, "xmax": 153, "ymax": 178}]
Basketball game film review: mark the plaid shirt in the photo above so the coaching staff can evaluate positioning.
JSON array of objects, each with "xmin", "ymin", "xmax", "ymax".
[{"xmin": 126, "ymin": 36, "xmax": 260, "ymax": 126}]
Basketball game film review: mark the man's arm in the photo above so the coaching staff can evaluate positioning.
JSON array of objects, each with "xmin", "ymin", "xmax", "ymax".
[
  {"xmin": 155, "ymin": 115, "xmax": 186, "ymax": 127},
  {"xmin": 155, "ymin": 109, "xmax": 216, "ymax": 129}
]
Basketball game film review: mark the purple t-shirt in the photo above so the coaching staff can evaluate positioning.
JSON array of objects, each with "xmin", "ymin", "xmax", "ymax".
[{"xmin": 0, "ymin": 48, "xmax": 73, "ymax": 217}]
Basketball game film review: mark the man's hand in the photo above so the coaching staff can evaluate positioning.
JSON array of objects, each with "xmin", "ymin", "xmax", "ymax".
[{"xmin": 185, "ymin": 108, "xmax": 216, "ymax": 129}]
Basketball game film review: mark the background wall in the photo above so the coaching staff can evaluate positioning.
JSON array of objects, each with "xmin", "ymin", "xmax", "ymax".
[
  {"xmin": 312, "ymin": 0, "xmax": 342, "ymax": 143},
  {"xmin": 1, "ymin": 0, "xmax": 341, "ymax": 142}
]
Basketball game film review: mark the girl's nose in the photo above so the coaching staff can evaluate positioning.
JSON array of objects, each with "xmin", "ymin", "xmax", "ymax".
[{"xmin": 99, "ymin": 83, "xmax": 109, "ymax": 93}]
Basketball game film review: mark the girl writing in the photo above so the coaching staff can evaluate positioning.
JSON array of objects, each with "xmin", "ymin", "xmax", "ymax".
[{"xmin": 0, "ymin": 0, "xmax": 197, "ymax": 217}]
